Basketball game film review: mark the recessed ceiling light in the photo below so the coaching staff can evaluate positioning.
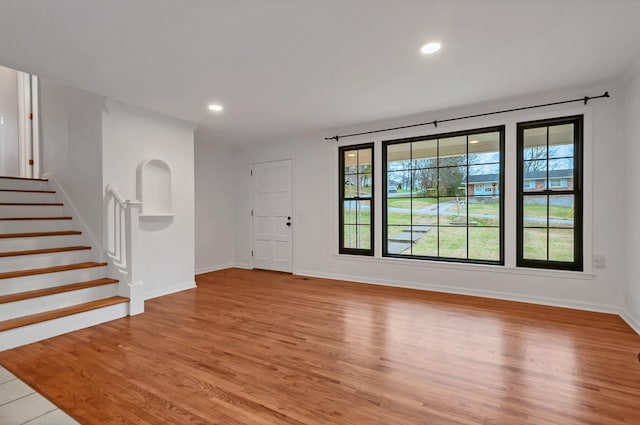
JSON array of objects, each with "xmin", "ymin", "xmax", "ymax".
[
  {"xmin": 208, "ymin": 104, "xmax": 223, "ymax": 112},
  {"xmin": 347, "ymin": 153, "xmax": 356, "ymax": 157},
  {"xmin": 469, "ymin": 140, "xmax": 479, "ymax": 144},
  {"xmin": 420, "ymin": 42, "xmax": 441, "ymax": 55}
]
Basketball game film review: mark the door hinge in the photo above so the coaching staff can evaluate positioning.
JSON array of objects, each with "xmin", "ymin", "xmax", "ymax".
[
  {"xmin": 251, "ymin": 250, "xmax": 254, "ymax": 257},
  {"xmin": 27, "ymin": 113, "xmax": 33, "ymax": 120},
  {"xmin": 28, "ymin": 159, "xmax": 34, "ymax": 166},
  {"xmin": 250, "ymin": 169, "xmax": 253, "ymax": 176},
  {"xmin": 251, "ymin": 210, "xmax": 253, "ymax": 216}
]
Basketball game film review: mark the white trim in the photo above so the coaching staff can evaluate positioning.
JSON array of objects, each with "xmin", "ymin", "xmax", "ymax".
[
  {"xmin": 195, "ymin": 263, "xmax": 236, "ymax": 275},
  {"xmin": 621, "ymin": 309, "xmax": 640, "ymax": 336},
  {"xmin": 333, "ymin": 253, "xmax": 595, "ymax": 280},
  {"xmin": 43, "ymin": 173, "xmax": 104, "ymax": 261},
  {"xmin": 295, "ymin": 269, "xmax": 617, "ymax": 315},
  {"xmin": 17, "ymin": 72, "xmax": 32, "ymax": 178},
  {"xmin": 233, "ymin": 262, "xmax": 252, "ymax": 269},
  {"xmin": 31, "ymin": 75, "xmax": 40, "ymax": 178},
  {"xmin": 144, "ymin": 280, "xmax": 196, "ymax": 300}
]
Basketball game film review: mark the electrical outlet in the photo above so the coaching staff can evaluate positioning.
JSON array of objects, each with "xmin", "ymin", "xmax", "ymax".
[{"xmin": 593, "ymin": 255, "xmax": 605, "ymax": 269}]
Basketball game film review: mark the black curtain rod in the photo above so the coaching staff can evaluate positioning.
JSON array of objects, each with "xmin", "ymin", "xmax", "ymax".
[{"xmin": 325, "ymin": 91, "xmax": 610, "ymax": 142}]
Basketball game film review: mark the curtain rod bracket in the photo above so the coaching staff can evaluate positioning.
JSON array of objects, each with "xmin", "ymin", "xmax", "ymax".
[{"xmin": 433, "ymin": 120, "xmax": 438, "ymax": 128}]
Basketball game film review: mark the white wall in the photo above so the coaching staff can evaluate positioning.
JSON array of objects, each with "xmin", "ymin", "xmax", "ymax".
[
  {"xmin": 0, "ymin": 65, "xmax": 19, "ymax": 176},
  {"xmin": 233, "ymin": 82, "xmax": 628, "ymax": 314},
  {"xmin": 39, "ymin": 78, "xmax": 104, "ymax": 252},
  {"xmin": 194, "ymin": 129, "xmax": 237, "ymax": 274},
  {"xmin": 102, "ymin": 102, "xmax": 195, "ymax": 299},
  {"xmin": 623, "ymin": 62, "xmax": 640, "ymax": 333}
]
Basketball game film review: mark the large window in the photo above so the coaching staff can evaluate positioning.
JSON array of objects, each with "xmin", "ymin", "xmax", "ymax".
[
  {"xmin": 339, "ymin": 144, "xmax": 374, "ymax": 255},
  {"xmin": 382, "ymin": 126, "xmax": 504, "ymax": 264},
  {"xmin": 517, "ymin": 115, "xmax": 583, "ymax": 271}
]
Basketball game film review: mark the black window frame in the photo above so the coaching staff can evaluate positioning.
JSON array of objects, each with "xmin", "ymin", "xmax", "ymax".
[
  {"xmin": 382, "ymin": 125, "xmax": 505, "ymax": 265},
  {"xmin": 339, "ymin": 143, "xmax": 374, "ymax": 256},
  {"xmin": 516, "ymin": 115, "xmax": 583, "ymax": 271}
]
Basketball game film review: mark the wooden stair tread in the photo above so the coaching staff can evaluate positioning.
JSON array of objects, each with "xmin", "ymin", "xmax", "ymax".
[
  {"xmin": 0, "ymin": 278, "xmax": 118, "ymax": 305},
  {"xmin": 0, "ymin": 189, "xmax": 55, "ymax": 194},
  {"xmin": 0, "ymin": 176, "xmax": 48, "ymax": 181},
  {"xmin": 0, "ymin": 217, "xmax": 72, "ymax": 221},
  {"xmin": 0, "ymin": 296, "xmax": 128, "ymax": 332},
  {"xmin": 0, "ymin": 246, "xmax": 91, "ymax": 258},
  {"xmin": 0, "ymin": 231, "xmax": 81, "ymax": 239},
  {"xmin": 0, "ymin": 202, "xmax": 63, "ymax": 206},
  {"xmin": 0, "ymin": 262, "xmax": 107, "ymax": 280}
]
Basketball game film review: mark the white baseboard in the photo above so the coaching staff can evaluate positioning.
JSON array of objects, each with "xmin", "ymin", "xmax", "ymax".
[
  {"xmin": 195, "ymin": 263, "xmax": 236, "ymax": 275},
  {"xmin": 43, "ymin": 173, "xmax": 104, "ymax": 261},
  {"xmin": 232, "ymin": 263, "xmax": 252, "ymax": 270},
  {"xmin": 621, "ymin": 310, "xmax": 640, "ymax": 336},
  {"xmin": 144, "ymin": 280, "xmax": 197, "ymax": 300},
  {"xmin": 294, "ymin": 269, "xmax": 621, "ymax": 316}
]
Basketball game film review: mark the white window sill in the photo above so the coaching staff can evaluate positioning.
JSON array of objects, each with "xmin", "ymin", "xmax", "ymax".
[{"xmin": 333, "ymin": 254, "xmax": 595, "ymax": 280}]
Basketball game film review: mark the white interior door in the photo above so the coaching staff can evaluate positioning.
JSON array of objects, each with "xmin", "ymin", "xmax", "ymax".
[{"xmin": 252, "ymin": 159, "xmax": 293, "ymax": 272}]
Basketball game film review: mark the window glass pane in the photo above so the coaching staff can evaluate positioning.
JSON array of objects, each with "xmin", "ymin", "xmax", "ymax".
[
  {"xmin": 523, "ymin": 228, "xmax": 548, "ymax": 260},
  {"xmin": 358, "ymin": 225, "xmax": 371, "ymax": 250},
  {"xmin": 469, "ymin": 131, "xmax": 501, "ymax": 164},
  {"xmin": 359, "ymin": 173, "xmax": 372, "ymax": 198},
  {"xmin": 358, "ymin": 148, "xmax": 372, "ymax": 172},
  {"xmin": 523, "ymin": 195, "xmax": 547, "ymax": 228},
  {"xmin": 548, "ymin": 158, "xmax": 573, "ymax": 175},
  {"xmin": 468, "ymin": 164, "xmax": 500, "ymax": 196},
  {"xmin": 411, "ymin": 227, "xmax": 438, "ymax": 257},
  {"xmin": 343, "ymin": 200, "xmax": 356, "ymax": 224},
  {"xmin": 357, "ymin": 200, "xmax": 371, "ymax": 225},
  {"xmin": 343, "ymin": 225, "xmax": 357, "ymax": 249},
  {"xmin": 412, "ymin": 168, "xmax": 438, "ymax": 196},
  {"xmin": 387, "ymin": 201, "xmax": 411, "ymax": 225},
  {"xmin": 437, "ymin": 196, "xmax": 458, "ymax": 225},
  {"xmin": 411, "ymin": 198, "xmax": 438, "ymax": 225},
  {"xmin": 439, "ymin": 226, "xmax": 467, "ymax": 259},
  {"xmin": 344, "ymin": 150, "xmax": 358, "ymax": 174},
  {"xmin": 548, "ymin": 228, "xmax": 574, "ymax": 262},
  {"xmin": 412, "ymin": 139, "xmax": 438, "ymax": 168},
  {"xmin": 344, "ymin": 175, "xmax": 358, "ymax": 197},
  {"xmin": 387, "ymin": 143, "xmax": 411, "ymax": 163},
  {"xmin": 438, "ymin": 165, "xmax": 466, "ymax": 196},
  {"xmin": 523, "ymin": 127, "xmax": 547, "ymax": 160},
  {"xmin": 468, "ymin": 227, "xmax": 500, "ymax": 261},
  {"xmin": 439, "ymin": 135, "xmax": 467, "ymax": 167},
  {"xmin": 468, "ymin": 196, "xmax": 500, "ymax": 227},
  {"xmin": 548, "ymin": 124, "xmax": 574, "ymax": 159},
  {"xmin": 549, "ymin": 195, "xmax": 574, "ymax": 227},
  {"xmin": 387, "ymin": 225, "xmax": 411, "ymax": 255}
]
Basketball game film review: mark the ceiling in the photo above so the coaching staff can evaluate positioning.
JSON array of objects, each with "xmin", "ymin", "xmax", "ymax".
[{"xmin": 1, "ymin": 0, "xmax": 639, "ymax": 146}]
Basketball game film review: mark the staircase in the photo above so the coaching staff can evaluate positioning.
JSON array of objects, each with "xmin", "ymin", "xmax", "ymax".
[{"xmin": 0, "ymin": 176, "xmax": 129, "ymax": 351}]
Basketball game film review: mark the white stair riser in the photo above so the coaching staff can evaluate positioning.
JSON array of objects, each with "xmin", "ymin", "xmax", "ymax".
[
  {"xmin": 0, "ymin": 179, "xmax": 50, "ymax": 191},
  {"xmin": 0, "ymin": 250, "xmax": 93, "ymax": 273},
  {"xmin": 0, "ymin": 284, "xmax": 118, "ymax": 321},
  {"xmin": 0, "ymin": 235, "xmax": 84, "ymax": 251},
  {"xmin": 0, "ymin": 266, "xmax": 107, "ymax": 296},
  {"xmin": 0, "ymin": 302, "xmax": 128, "ymax": 351},
  {"xmin": 0, "ymin": 220, "xmax": 75, "ymax": 233},
  {"xmin": 0, "ymin": 205, "xmax": 65, "ymax": 218},
  {"xmin": 0, "ymin": 191, "xmax": 57, "ymax": 203}
]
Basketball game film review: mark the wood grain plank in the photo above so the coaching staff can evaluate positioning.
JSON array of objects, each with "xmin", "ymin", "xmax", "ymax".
[
  {"xmin": 0, "ymin": 231, "xmax": 80, "ymax": 238},
  {"xmin": 0, "ymin": 262, "xmax": 107, "ymax": 280},
  {"xmin": 0, "ymin": 278, "xmax": 118, "ymax": 304},
  {"xmin": 0, "ymin": 268, "xmax": 638, "ymax": 425},
  {"xmin": 0, "ymin": 245, "xmax": 90, "ymax": 257},
  {"xmin": 0, "ymin": 296, "xmax": 127, "ymax": 331}
]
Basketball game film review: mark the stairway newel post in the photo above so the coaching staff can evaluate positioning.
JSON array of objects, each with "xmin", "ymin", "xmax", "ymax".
[{"xmin": 125, "ymin": 200, "xmax": 144, "ymax": 315}]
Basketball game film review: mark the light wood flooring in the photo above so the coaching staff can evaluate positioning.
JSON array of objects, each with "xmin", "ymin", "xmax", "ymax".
[{"xmin": 0, "ymin": 268, "xmax": 639, "ymax": 424}]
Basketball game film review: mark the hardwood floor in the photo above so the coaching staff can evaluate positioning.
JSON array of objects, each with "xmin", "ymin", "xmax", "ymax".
[{"xmin": 1, "ymin": 268, "xmax": 639, "ymax": 424}]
